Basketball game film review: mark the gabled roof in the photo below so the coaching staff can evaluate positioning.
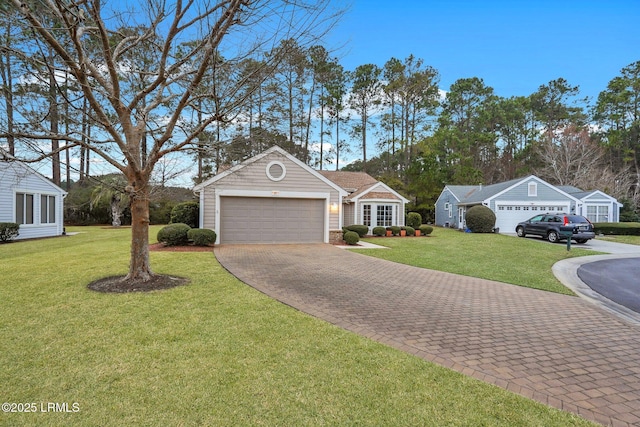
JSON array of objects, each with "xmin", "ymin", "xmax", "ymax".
[
  {"xmin": 445, "ymin": 175, "xmax": 588, "ymax": 206},
  {"xmin": 192, "ymin": 145, "xmax": 347, "ymax": 196},
  {"xmin": 318, "ymin": 170, "xmax": 409, "ymax": 203},
  {"xmin": 556, "ymin": 185, "xmax": 584, "ymax": 194},
  {"xmin": 317, "ymin": 171, "xmax": 378, "ymax": 192},
  {"xmin": 446, "ymin": 177, "xmax": 524, "ymax": 205},
  {"xmin": 558, "ymin": 187, "xmax": 623, "ymax": 206},
  {"xmin": 0, "ymin": 154, "xmax": 67, "ymax": 195}
]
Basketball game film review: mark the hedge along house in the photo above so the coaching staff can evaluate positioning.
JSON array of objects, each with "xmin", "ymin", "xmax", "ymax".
[
  {"xmin": 193, "ymin": 146, "xmax": 348, "ymax": 244},
  {"xmin": 0, "ymin": 156, "xmax": 67, "ymax": 240},
  {"xmin": 435, "ymin": 175, "xmax": 622, "ymax": 233},
  {"xmin": 317, "ymin": 171, "xmax": 409, "ymax": 233}
]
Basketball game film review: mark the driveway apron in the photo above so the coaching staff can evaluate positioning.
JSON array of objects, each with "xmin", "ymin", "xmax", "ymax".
[{"xmin": 215, "ymin": 244, "xmax": 640, "ymax": 427}]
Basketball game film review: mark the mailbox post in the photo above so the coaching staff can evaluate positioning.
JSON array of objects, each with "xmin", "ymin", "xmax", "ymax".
[{"xmin": 560, "ymin": 226, "xmax": 573, "ymax": 251}]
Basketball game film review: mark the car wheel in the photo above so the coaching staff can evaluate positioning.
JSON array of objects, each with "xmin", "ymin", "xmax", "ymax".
[
  {"xmin": 547, "ymin": 230, "xmax": 559, "ymax": 243},
  {"xmin": 516, "ymin": 226, "xmax": 526, "ymax": 237},
  {"xmin": 575, "ymin": 239, "xmax": 587, "ymax": 244}
]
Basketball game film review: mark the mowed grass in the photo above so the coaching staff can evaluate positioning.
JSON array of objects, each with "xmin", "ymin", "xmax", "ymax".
[
  {"xmin": 354, "ymin": 227, "xmax": 603, "ymax": 295},
  {"xmin": 0, "ymin": 227, "xmax": 597, "ymax": 426}
]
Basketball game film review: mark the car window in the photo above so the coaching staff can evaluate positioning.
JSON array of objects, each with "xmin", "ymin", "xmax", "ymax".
[
  {"xmin": 566, "ymin": 215, "xmax": 586, "ymax": 223},
  {"xmin": 529, "ymin": 215, "xmax": 544, "ymax": 222}
]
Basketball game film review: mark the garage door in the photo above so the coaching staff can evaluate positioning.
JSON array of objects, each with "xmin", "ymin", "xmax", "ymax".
[
  {"xmin": 220, "ymin": 197, "xmax": 325, "ymax": 244},
  {"xmin": 495, "ymin": 203, "xmax": 569, "ymax": 233}
]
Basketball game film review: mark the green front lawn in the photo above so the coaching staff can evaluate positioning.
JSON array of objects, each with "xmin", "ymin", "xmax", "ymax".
[
  {"xmin": 0, "ymin": 227, "xmax": 596, "ymax": 426},
  {"xmin": 353, "ymin": 227, "xmax": 603, "ymax": 295}
]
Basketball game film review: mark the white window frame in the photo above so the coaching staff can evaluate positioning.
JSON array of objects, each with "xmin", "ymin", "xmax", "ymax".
[
  {"xmin": 41, "ymin": 194, "xmax": 56, "ymax": 224},
  {"xmin": 528, "ymin": 182, "xmax": 537, "ymax": 197},
  {"xmin": 362, "ymin": 204, "xmax": 372, "ymax": 226},
  {"xmin": 376, "ymin": 205, "xmax": 393, "ymax": 227},
  {"xmin": 15, "ymin": 192, "xmax": 35, "ymax": 225},
  {"xmin": 586, "ymin": 205, "xmax": 609, "ymax": 222},
  {"xmin": 361, "ymin": 202, "xmax": 398, "ymax": 228}
]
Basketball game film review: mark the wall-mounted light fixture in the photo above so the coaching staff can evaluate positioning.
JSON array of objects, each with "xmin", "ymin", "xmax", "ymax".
[{"xmin": 330, "ymin": 202, "xmax": 339, "ymax": 213}]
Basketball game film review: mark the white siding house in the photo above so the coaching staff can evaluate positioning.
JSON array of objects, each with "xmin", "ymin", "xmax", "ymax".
[{"xmin": 0, "ymin": 159, "xmax": 67, "ymax": 240}]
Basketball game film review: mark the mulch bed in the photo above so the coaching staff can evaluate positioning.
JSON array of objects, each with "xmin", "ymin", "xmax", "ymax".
[
  {"xmin": 149, "ymin": 242, "xmax": 214, "ymax": 252},
  {"xmin": 87, "ymin": 242, "xmax": 207, "ymax": 293},
  {"xmin": 88, "ymin": 274, "xmax": 190, "ymax": 293}
]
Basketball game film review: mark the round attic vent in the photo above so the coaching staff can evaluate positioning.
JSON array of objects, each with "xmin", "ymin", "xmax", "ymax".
[{"xmin": 266, "ymin": 160, "xmax": 286, "ymax": 182}]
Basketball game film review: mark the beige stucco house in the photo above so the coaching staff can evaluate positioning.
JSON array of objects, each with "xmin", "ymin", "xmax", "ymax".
[{"xmin": 193, "ymin": 146, "xmax": 408, "ymax": 244}]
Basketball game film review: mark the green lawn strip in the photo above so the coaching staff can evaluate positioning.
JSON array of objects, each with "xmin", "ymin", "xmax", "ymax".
[
  {"xmin": 597, "ymin": 235, "xmax": 640, "ymax": 245},
  {"xmin": 0, "ymin": 227, "xmax": 595, "ymax": 426},
  {"xmin": 354, "ymin": 228, "xmax": 604, "ymax": 295}
]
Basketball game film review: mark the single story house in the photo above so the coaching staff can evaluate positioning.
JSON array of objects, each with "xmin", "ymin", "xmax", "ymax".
[
  {"xmin": 193, "ymin": 146, "xmax": 408, "ymax": 244},
  {"xmin": 0, "ymin": 156, "xmax": 67, "ymax": 240},
  {"xmin": 435, "ymin": 175, "xmax": 622, "ymax": 233}
]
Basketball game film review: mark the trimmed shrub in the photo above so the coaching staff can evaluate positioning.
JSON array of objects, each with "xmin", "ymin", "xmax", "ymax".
[
  {"xmin": 344, "ymin": 224, "xmax": 369, "ymax": 237},
  {"xmin": 389, "ymin": 226, "xmax": 401, "ymax": 236},
  {"xmin": 187, "ymin": 228, "xmax": 216, "ymax": 246},
  {"xmin": 419, "ymin": 225, "xmax": 434, "ymax": 235},
  {"xmin": 343, "ymin": 230, "xmax": 360, "ymax": 245},
  {"xmin": 170, "ymin": 202, "xmax": 199, "ymax": 228},
  {"xmin": 372, "ymin": 226, "xmax": 387, "ymax": 236},
  {"xmin": 593, "ymin": 222, "xmax": 640, "ymax": 236},
  {"xmin": 0, "ymin": 222, "xmax": 19, "ymax": 242},
  {"xmin": 157, "ymin": 223, "xmax": 191, "ymax": 246},
  {"xmin": 406, "ymin": 212, "xmax": 422, "ymax": 229},
  {"xmin": 404, "ymin": 226, "xmax": 415, "ymax": 236},
  {"xmin": 465, "ymin": 205, "xmax": 496, "ymax": 233}
]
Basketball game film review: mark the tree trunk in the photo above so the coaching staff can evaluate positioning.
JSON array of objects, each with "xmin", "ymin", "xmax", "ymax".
[
  {"xmin": 48, "ymin": 50, "xmax": 61, "ymax": 186},
  {"xmin": 125, "ymin": 183, "xmax": 153, "ymax": 282}
]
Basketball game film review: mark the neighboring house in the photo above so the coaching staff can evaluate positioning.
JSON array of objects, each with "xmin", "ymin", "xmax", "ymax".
[
  {"xmin": 435, "ymin": 175, "xmax": 622, "ymax": 233},
  {"xmin": 193, "ymin": 146, "xmax": 408, "ymax": 244},
  {"xmin": 0, "ymin": 157, "xmax": 67, "ymax": 240}
]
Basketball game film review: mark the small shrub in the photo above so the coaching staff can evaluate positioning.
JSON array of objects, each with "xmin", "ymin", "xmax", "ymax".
[
  {"xmin": 343, "ymin": 230, "xmax": 360, "ymax": 245},
  {"xmin": 406, "ymin": 212, "xmax": 422, "ymax": 229},
  {"xmin": 465, "ymin": 205, "xmax": 496, "ymax": 233},
  {"xmin": 389, "ymin": 226, "xmax": 401, "ymax": 236},
  {"xmin": 344, "ymin": 224, "xmax": 369, "ymax": 237},
  {"xmin": 0, "ymin": 222, "xmax": 19, "ymax": 242},
  {"xmin": 187, "ymin": 228, "xmax": 216, "ymax": 246},
  {"xmin": 372, "ymin": 226, "xmax": 387, "ymax": 236},
  {"xmin": 170, "ymin": 202, "xmax": 199, "ymax": 228},
  {"xmin": 157, "ymin": 223, "xmax": 191, "ymax": 246},
  {"xmin": 593, "ymin": 222, "xmax": 640, "ymax": 236},
  {"xmin": 404, "ymin": 226, "xmax": 415, "ymax": 236},
  {"xmin": 419, "ymin": 225, "xmax": 434, "ymax": 235}
]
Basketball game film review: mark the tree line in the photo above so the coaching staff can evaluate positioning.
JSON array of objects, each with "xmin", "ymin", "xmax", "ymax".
[{"xmin": 1, "ymin": 5, "xmax": 639, "ymax": 223}]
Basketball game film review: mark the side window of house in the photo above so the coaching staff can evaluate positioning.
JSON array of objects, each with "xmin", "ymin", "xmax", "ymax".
[
  {"xmin": 363, "ymin": 204, "xmax": 371, "ymax": 226},
  {"xmin": 41, "ymin": 195, "xmax": 56, "ymax": 224},
  {"xmin": 16, "ymin": 192, "xmax": 34, "ymax": 225}
]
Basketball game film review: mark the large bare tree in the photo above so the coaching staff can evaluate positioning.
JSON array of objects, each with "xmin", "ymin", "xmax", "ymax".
[{"xmin": 6, "ymin": 0, "xmax": 339, "ymax": 285}]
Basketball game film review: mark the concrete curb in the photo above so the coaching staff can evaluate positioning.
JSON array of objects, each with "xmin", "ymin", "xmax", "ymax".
[{"xmin": 553, "ymin": 253, "xmax": 640, "ymax": 326}]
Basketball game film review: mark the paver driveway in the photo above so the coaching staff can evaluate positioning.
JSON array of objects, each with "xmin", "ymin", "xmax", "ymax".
[{"xmin": 215, "ymin": 244, "xmax": 640, "ymax": 427}]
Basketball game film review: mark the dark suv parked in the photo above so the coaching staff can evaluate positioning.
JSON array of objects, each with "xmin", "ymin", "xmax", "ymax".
[{"xmin": 515, "ymin": 213, "xmax": 595, "ymax": 243}]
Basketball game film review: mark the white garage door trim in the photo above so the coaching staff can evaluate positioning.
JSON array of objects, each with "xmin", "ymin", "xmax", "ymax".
[
  {"xmin": 215, "ymin": 189, "xmax": 331, "ymax": 244},
  {"xmin": 495, "ymin": 201, "xmax": 570, "ymax": 233}
]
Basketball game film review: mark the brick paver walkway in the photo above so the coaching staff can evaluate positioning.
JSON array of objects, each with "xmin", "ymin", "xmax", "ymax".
[{"xmin": 214, "ymin": 244, "xmax": 640, "ymax": 426}]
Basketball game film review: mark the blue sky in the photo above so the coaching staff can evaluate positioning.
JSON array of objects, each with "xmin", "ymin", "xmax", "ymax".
[{"xmin": 325, "ymin": 0, "xmax": 640, "ymax": 102}]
